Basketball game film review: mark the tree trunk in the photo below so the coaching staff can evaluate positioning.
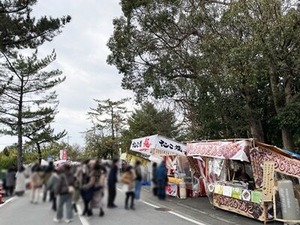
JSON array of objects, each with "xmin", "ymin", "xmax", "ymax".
[
  {"xmin": 269, "ymin": 65, "xmax": 295, "ymax": 150},
  {"xmin": 244, "ymin": 91, "xmax": 265, "ymax": 142},
  {"xmin": 281, "ymin": 128, "xmax": 294, "ymax": 150},
  {"xmin": 281, "ymin": 74, "xmax": 295, "ymax": 150},
  {"xmin": 17, "ymin": 132, "xmax": 23, "ymax": 171},
  {"xmin": 37, "ymin": 143, "xmax": 42, "ymax": 165},
  {"xmin": 17, "ymin": 98, "xmax": 23, "ymax": 171},
  {"xmin": 249, "ymin": 117, "xmax": 265, "ymax": 142}
]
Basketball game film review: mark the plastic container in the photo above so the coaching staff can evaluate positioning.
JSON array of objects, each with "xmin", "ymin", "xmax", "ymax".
[{"xmin": 179, "ymin": 180, "xmax": 187, "ymax": 199}]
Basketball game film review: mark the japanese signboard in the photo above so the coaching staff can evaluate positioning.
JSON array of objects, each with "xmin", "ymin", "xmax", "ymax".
[
  {"xmin": 262, "ymin": 161, "xmax": 274, "ymax": 202},
  {"xmin": 186, "ymin": 140, "xmax": 250, "ymax": 162},
  {"xmin": 60, "ymin": 149, "xmax": 67, "ymax": 160},
  {"xmin": 130, "ymin": 134, "xmax": 186, "ymax": 156}
]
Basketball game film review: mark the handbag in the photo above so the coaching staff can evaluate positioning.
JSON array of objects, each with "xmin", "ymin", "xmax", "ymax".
[
  {"xmin": 80, "ymin": 187, "xmax": 94, "ymax": 201},
  {"xmin": 68, "ymin": 185, "xmax": 75, "ymax": 193},
  {"xmin": 122, "ymin": 184, "xmax": 129, "ymax": 192},
  {"xmin": 63, "ymin": 175, "xmax": 75, "ymax": 194}
]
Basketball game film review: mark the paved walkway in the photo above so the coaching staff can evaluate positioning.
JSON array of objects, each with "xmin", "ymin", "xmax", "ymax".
[{"xmin": 1, "ymin": 185, "xmax": 283, "ymax": 225}]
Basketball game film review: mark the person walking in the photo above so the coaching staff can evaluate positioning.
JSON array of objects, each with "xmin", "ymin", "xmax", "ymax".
[
  {"xmin": 151, "ymin": 162, "xmax": 158, "ymax": 196},
  {"xmin": 72, "ymin": 166, "xmax": 81, "ymax": 215},
  {"xmin": 155, "ymin": 160, "xmax": 168, "ymax": 200},
  {"xmin": 30, "ymin": 165, "xmax": 44, "ymax": 203},
  {"xmin": 88, "ymin": 162, "xmax": 106, "ymax": 217},
  {"xmin": 47, "ymin": 168, "xmax": 59, "ymax": 211},
  {"xmin": 121, "ymin": 165, "xmax": 136, "ymax": 210},
  {"xmin": 14, "ymin": 166, "xmax": 26, "ymax": 196},
  {"xmin": 79, "ymin": 160, "xmax": 93, "ymax": 216},
  {"xmin": 107, "ymin": 158, "xmax": 119, "ymax": 208},
  {"xmin": 53, "ymin": 164, "xmax": 75, "ymax": 223},
  {"xmin": 42, "ymin": 161, "xmax": 54, "ymax": 202},
  {"xmin": 134, "ymin": 160, "xmax": 142, "ymax": 200},
  {"xmin": 5, "ymin": 166, "xmax": 16, "ymax": 197}
]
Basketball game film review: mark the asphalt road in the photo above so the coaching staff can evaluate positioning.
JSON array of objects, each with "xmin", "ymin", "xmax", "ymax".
[{"xmin": 0, "ymin": 185, "xmax": 283, "ymax": 225}]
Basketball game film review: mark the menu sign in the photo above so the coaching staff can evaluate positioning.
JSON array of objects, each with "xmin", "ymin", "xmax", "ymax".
[{"xmin": 262, "ymin": 161, "xmax": 274, "ymax": 202}]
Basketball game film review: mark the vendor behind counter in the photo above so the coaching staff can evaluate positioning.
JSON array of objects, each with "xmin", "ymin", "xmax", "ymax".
[{"xmin": 231, "ymin": 163, "xmax": 254, "ymax": 190}]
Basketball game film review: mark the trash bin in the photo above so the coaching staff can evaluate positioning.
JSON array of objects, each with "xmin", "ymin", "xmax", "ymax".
[{"xmin": 179, "ymin": 180, "xmax": 187, "ymax": 199}]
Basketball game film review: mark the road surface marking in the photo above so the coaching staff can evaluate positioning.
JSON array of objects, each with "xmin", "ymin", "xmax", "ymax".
[
  {"xmin": 77, "ymin": 204, "xmax": 90, "ymax": 225},
  {"xmin": 169, "ymin": 211, "xmax": 208, "ymax": 225},
  {"xmin": 0, "ymin": 196, "xmax": 16, "ymax": 208},
  {"xmin": 142, "ymin": 200, "xmax": 208, "ymax": 225}
]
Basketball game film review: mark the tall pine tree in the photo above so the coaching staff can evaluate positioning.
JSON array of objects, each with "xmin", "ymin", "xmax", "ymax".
[
  {"xmin": 0, "ymin": 51, "xmax": 66, "ymax": 169},
  {"xmin": 0, "ymin": 0, "xmax": 70, "ymax": 169}
]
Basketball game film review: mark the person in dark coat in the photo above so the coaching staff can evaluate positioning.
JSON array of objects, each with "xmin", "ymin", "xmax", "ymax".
[
  {"xmin": 107, "ymin": 158, "xmax": 119, "ymax": 208},
  {"xmin": 151, "ymin": 162, "xmax": 158, "ymax": 196},
  {"xmin": 78, "ymin": 160, "xmax": 92, "ymax": 216},
  {"xmin": 47, "ymin": 168, "xmax": 59, "ymax": 211},
  {"xmin": 5, "ymin": 167, "xmax": 16, "ymax": 196},
  {"xmin": 134, "ymin": 160, "xmax": 142, "ymax": 200},
  {"xmin": 155, "ymin": 160, "xmax": 168, "ymax": 200},
  {"xmin": 43, "ymin": 161, "xmax": 54, "ymax": 202}
]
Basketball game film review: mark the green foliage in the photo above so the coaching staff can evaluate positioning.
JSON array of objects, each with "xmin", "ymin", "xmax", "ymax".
[
  {"xmin": 88, "ymin": 98, "xmax": 129, "ymax": 138},
  {"xmin": 86, "ymin": 98, "xmax": 130, "ymax": 159},
  {"xmin": 0, "ymin": 50, "xmax": 67, "ymax": 169},
  {"xmin": 0, "ymin": 1, "xmax": 71, "ymax": 168},
  {"xmin": 127, "ymin": 101, "xmax": 179, "ymax": 138},
  {"xmin": 278, "ymin": 102, "xmax": 300, "ymax": 133},
  {"xmin": 0, "ymin": 142, "xmax": 84, "ymax": 170},
  {"xmin": 0, "ymin": 0, "xmax": 71, "ymax": 52},
  {"xmin": 108, "ymin": 0, "xmax": 300, "ymax": 150},
  {"xmin": 118, "ymin": 101, "xmax": 180, "ymax": 153},
  {"xmin": 0, "ymin": 147, "xmax": 17, "ymax": 170},
  {"xmin": 84, "ymin": 132, "xmax": 120, "ymax": 160}
]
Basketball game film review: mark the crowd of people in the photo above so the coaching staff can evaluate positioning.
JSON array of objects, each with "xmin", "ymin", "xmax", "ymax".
[{"xmin": 3, "ymin": 158, "xmax": 169, "ymax": 223}]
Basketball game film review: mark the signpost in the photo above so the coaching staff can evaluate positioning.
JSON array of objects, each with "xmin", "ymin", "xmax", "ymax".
[{"xmin": 262, "ymin": 161, "xmax": 275, "ymax": 225}]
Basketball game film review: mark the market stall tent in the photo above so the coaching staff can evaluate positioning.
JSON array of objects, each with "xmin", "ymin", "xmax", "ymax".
[
  {"xmin": 129, "ymin": 134, "xmax": 187, "ymax": 174},
  {"xmin": 130, "ymin": 134, "xmax": 190, "ymax": 198},
  {"xmin": 186, "ymin": 139, "xmax": 300, "ymax": 223}
]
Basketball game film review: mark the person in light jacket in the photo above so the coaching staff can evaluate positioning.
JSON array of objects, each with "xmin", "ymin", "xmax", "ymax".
[
  {"xmin": 121, "ymin": 165, "xmax": 136, "ymax": 210},
  {"xmin": 30, "ymin": 165, "xmax": 44, "ymax": 203},
  {"xmin": 53, "ymin": 164, "xmax": 75, "ymax": 223},
  {"xmin": 15, "ymin": 166, "xmax": 26, "ymax": 196},
  {"xmin": 83, "ymin": 161, "xmax": 106, "ymax": 217}
]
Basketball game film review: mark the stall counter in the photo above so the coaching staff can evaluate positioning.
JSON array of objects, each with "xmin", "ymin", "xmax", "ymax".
[{"xmin": 210, "ymin": 182, "xmax": 270, "ymax": 221}]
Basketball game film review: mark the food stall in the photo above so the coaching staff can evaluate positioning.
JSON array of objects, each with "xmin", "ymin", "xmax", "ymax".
[
  {"xmin": 130, "ymin": 134, "xmax": 190, "ymax": 198},
  {"xmin": 186, "ymin": 139, "xmax": 300, "ymax": 223}
]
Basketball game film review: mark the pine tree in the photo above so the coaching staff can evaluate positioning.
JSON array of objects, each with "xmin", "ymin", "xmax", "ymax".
[
  {"xmin": 0, "ymin": 51, "xmax": 66, "ymax": 169},
  {"xmin": 0, "ymin": 0, "xmax": 70, "ymax": 169}
]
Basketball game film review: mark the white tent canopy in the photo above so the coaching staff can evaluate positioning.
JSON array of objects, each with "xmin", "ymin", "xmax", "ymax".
[{"xmin": 41, "ymin": 159, "xmax": 49, "ymax": 166}]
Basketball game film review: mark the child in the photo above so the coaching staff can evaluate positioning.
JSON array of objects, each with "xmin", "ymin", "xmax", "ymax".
[{"xmin": 121, "ymin": 165, "xmax": 136, "ymax": 209}]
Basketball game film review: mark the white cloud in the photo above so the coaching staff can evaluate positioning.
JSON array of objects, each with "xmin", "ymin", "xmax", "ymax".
[{"xmin": 0, "ymin": 0, "xmax": 135, "ymax": 150}]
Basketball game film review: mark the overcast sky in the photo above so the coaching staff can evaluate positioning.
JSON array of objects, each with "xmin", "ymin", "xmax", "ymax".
[{"xmin": 0, "ymin": 0, "xmax": 135, "ymax": 150}]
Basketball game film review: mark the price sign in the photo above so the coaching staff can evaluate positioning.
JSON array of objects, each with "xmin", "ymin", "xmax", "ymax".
[{"xmin": 262, "ymin": 161, "xmax": 274, "ymax": 202}]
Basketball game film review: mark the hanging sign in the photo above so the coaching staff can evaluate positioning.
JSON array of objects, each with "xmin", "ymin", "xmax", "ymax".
[
  {"xmin": 130, "ymin": 134, "xmax": 186, "ymax": 156},
  {"xmin": 262, "ymin": 161, "xmax": 274, "ymax": 202}
]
